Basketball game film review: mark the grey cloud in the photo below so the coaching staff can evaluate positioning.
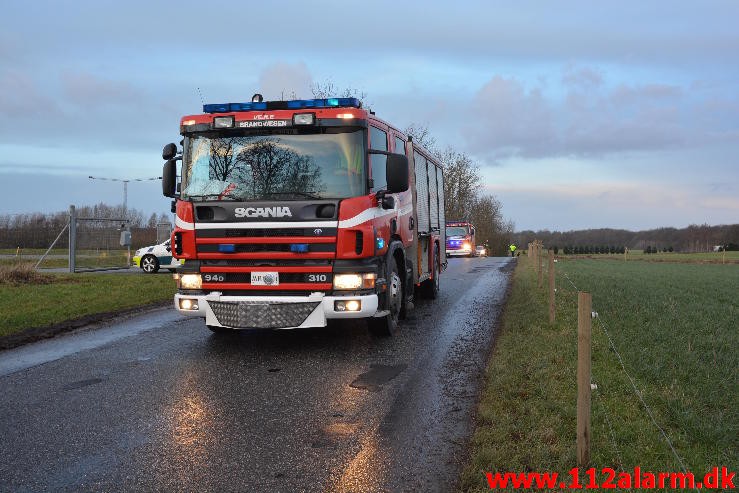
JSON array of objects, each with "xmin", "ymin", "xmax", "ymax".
[
  {"xmin": 0, "ymin": 70, "xmax": 60, "ymax": 116},
  {"xmin": 562, "ymin": 65, "xmax": 603, "ymax": 89},
  {"xmin": 61, "ymin": 71, "xmax": 143, "ymax": 107},
  {"xmin": 609, "ymin": 83, "xmax": 682, "ymax": 105},
  {"xmin": 464, "ymin": 68, "xmax": 694, "ymax": 159},
  {"xmin": 5, "ymin": 1, "xmax": 739, "ymax": 72},
  {"xmin": 465, "ymin": 76, "xmax": 558, "ymax": 159}
]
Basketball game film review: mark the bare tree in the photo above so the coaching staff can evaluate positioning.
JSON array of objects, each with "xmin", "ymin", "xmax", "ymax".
[
  {"xmin": 404, "ymin": 123, "xmax": 437, "ymax": 153},
  {"xmin": 310, "ymin": 79, "xmax": 368, "ymax": 106},
  {"xmin": 437, "ymin": 147, "xmax": 481, "ymax": 221},
  {"xmin": 470, "ymin": 194, "xmax": 503, "ymax": 248}
]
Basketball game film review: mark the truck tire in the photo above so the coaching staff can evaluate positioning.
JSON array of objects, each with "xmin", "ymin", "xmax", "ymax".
[
  {"xmin": 421, "ymin": 243, "xmax": 440, "ymax": 299},
  {"xmin": 141, "ymin": 254, "xmax": 160, "ymax": 273},
  {"xmin": 368, "ymin": 256, "xmax": 402, "ymax": 337}
]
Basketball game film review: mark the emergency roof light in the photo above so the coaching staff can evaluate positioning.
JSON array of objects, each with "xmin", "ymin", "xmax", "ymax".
[{"xmin": 203, "ymin": 97, "xmax": 361, "ymax": 114}]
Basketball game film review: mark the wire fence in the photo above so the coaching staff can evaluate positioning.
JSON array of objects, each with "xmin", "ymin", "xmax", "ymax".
[
  {"xmin": 560, "ymin": 269, "xmax": 690, "ymax": 477},
  {"xmin": 525, "ymin": 241, "xmax": 705, "ymax": 483}
]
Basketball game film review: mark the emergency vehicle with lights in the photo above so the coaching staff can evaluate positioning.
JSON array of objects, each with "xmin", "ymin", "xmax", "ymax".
[
  {"xmin": 161, "ymin": 94, "xmax": 446, "ymax": 335},
  {"xmin": 445, "ymin": 221, "xmax": 476, "ymax": 257}
]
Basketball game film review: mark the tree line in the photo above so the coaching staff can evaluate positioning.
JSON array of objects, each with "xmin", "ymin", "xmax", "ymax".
[
  {"xmin": 514, "ymin": 224, "xmax": 739, "ymax": 253},
  {"xmin": 0, "ymin": 204, "xmax": 171, "ymax": 250}
]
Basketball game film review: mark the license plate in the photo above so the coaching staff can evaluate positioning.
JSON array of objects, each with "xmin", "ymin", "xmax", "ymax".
[{"xmin": 251, "ymin": 271, "xmax": 279, "ymax": 286}]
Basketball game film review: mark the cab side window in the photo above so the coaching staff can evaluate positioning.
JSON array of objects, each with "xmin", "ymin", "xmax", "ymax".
[
  {"xmin": 370, "ymin": 126, "xmax": 388, "ymax": 191},
  {"xmin": 394, "ymin": 136, "xmax": 406, "ymax": 156}
]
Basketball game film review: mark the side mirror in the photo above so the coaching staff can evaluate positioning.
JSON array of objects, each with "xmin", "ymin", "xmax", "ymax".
[
  {"xmin": 162, "ymin": 143, "xmax": 178, "ymax": 160},
  {"xmin": 162, "ymin": 159, "xmax": 178, "ymax": 198},
  {"xmin": 386, "ymin": 153, "xmax": 409, "ymax": 193}
]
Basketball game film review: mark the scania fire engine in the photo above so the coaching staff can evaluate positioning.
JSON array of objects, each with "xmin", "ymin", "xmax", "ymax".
[
  {"xmin": 445, "ymin": 221, "xmax": 476, "ymax": 257},
  {"xmin": 161, "ymin": 94, "xmax": 446, "ymax": 335}
]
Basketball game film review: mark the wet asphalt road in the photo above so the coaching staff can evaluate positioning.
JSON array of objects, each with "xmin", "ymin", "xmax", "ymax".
[{"xmin": 0, "ymin": 256, "xmax": 513, "ymax": 493}]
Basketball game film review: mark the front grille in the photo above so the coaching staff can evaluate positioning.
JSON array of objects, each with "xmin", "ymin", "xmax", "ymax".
[
  {"xmin": 198, "ymin": 243, "xmax": 335, "ymax": 253},
  {"xmin": 198, "ymin": 228, "xmax": 337, "ymax": 238},
  {"xmin": 202, "ymin": 259, "xmax": 332, "ymax": 267},
  {"xmin": 210, "ymin": 301, "xmax": 320, "ymax": 329}
]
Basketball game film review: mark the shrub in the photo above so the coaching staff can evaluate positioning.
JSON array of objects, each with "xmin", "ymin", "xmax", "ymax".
[{"xmin": 0, "ymin": 263, "xmax": 54, "ymax": 286}]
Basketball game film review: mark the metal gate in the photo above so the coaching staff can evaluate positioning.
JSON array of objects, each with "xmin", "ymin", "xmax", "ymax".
[{"xmin": 69, "ymin": 205, "xmax": 131, "ymax": 272}]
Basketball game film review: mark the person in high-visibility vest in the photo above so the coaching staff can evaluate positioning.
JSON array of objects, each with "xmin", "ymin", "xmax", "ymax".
[{"xmin": 509, "ymin": 244, "xmax": 517, "ymax": 257}]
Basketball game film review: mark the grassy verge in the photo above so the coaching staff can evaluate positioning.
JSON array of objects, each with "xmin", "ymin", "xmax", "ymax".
[
  {"xmin": 460, "ymin": 255, "xmax": 738, "ymax": 491},
  {"xmin": 0, "ymin": 265, "xmax": 176, "ymax": 338},
  {"xmin": 1, "ymin": 249, "xmax": 132, "ymax": 270}
]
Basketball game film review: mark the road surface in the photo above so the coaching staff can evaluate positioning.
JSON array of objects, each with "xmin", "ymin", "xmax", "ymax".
[{"xmin": 0, "ymin": 256, "xmax": 513, "ymax": 492}]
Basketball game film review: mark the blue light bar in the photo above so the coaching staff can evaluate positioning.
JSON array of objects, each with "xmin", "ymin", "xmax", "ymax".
[
  {"xmin": 203, "ymin": 102, "xmax": 268, "ymax": 113},
  {"xmin": 203, "ymin": 103, "xmax": 230, "ymax": 113},
  {"xmin": 218, "ymin": 244, "xmax": 236, "ymax": 253},
  {"xmin": 229, "ymin": 101, "xmax": 267, "ymax": 111},
  {"xmin": 202, "ymin": 97, "xmax": 361, "ymax": 113},
  {"xmin": 286, "ymin": 98, "xmax": 360, "ymax": 109}
]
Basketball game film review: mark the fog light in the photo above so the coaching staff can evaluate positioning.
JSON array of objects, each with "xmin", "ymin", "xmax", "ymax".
[
  {"xmin": 179, "ymin": 298, "xmax": 199, "ymax": 311},
  {"xmin": 345, "ymin": 300, "xmax": 361, "ymax": 311},
  {"xmin": 334, "ymin": 300, "xmax": 361, "ymax": 312}
]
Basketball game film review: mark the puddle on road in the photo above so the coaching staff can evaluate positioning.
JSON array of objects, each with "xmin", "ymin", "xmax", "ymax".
[
  {"xmin": 350, "ymin": 364, "xmax": 407, "ymax": 392},
  {"xmin": 60, "ymin": 378, "xmax": 103, "ymax": 391}
]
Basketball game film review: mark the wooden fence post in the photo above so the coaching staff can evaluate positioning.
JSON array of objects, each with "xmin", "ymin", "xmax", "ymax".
[
  {"xmin": 537, "ymin": 245, "xmax": 543, "ymax": 288},
  {"xmin": 549, "ymin": 252, "xmax": 555, "ymax": 323},
  {"xmin": 577, "ymin": 292, "xmax": 592, "ymax": 466}
]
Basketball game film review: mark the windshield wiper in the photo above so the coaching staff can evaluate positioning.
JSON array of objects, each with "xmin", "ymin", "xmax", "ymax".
[
  {"xmin": 183, "ymin": 194, "xmax": 241, "ymax": 201},
  {"xmin": 264, "ymin": 191, "xmax": 321, "ymax": 199}
]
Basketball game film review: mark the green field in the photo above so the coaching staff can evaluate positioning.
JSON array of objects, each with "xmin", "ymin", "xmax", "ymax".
[
  {"xmin": 561, "ymin": 249, "xmax": 739, "ymax": 264},
  {"xmin": 0, "ymin": 268, "xmax": 176, "ymax": 338},
  {"xmin": 460, "ymin": 255, "xmax": 738, "ymax": 491}
]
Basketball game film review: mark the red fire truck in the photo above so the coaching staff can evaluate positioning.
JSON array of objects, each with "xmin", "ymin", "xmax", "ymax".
[
  {"xmin": 161, "ymin": 94, "xmax": 446, "ymax": 336},
  {"xmin": 445, "ymin": 221, "xmax": 476, "ymax": 257}
]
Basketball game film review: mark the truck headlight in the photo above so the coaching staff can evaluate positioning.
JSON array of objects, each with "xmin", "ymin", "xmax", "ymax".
[
  {"xmin": 179, "ymin": 274, "xmax": 202, "ymax": 290},
  {"xmin": 333, "ymin": 273, "xmax": 376, "ymax": 290}
]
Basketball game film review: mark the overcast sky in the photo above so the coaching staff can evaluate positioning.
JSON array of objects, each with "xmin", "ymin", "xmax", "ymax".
[{"xmin": 1, "ymin": 0, "xmax": 737, "ymax": 231}]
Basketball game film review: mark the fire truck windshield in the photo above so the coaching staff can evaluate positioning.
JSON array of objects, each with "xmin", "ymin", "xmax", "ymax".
[
  {"xmin": 181, "ymin": 129, "xmax": 365, "ymax": 201},
  {"xmin": 446, "ymin": 226, "xmax": 468, "ymax": 236}
]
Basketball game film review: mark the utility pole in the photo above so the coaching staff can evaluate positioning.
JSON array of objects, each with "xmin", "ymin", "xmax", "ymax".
[{"xmin": 88, "ymin": 175, "xmax": 161, "ymax": 213}]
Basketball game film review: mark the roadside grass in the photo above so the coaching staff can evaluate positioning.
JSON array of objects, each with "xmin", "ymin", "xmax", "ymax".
[
  {"xmin": 460, "ymin": 256, "xmax": 738, "ymax": 491},
  {"xmin": 0, "ymin": 265, "xmax": 176, "ymax": 338},
  {"xmin": 1, "ymin": 249, "xmax": 132, "ymax": 269}
]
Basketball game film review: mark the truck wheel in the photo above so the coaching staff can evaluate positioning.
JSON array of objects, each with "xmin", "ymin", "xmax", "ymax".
[
  {"xmin": 421, "ymin": 244, "xmax": 440, "ymax": 299},
  {"xmin": 141, "ymin": 254, "xmax": 160, "ymax": 273},
  {"xmin": 368, "ymin": 256, "xmax": 402, "ymax": 337},
  {"xmin": 207, "ymin": 325, "xmax": 233, "ymax": 334}
]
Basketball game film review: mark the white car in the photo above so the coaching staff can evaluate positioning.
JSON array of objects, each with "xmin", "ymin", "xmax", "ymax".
[{"xmin": 133, "ymin": 239, "xmax": 183, "ymax": 273}]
